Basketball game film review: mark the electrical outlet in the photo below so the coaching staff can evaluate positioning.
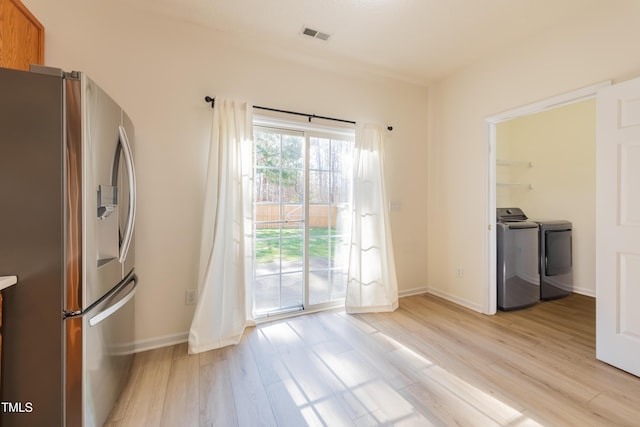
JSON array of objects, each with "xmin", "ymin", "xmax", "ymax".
[
  {"xmin": 389, "ymin": 200, "xmax": 402, "ymax": 211},
  {"xmin": 185, "ymin": 289, "xmax": 197, "ymax": 305},
  {"xmin": 456, "ymin": 267, "xmax": 464, "ymax": 278}
]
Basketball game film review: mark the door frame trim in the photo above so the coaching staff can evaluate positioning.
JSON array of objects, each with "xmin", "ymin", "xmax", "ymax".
[{"xmin": 484, "ymin": 81, "xmax": 611, "ymax": 314}]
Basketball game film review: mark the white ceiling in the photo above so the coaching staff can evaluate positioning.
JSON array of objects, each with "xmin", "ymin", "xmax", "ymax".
[{"xmin": 130, "ymin": 0, "xmax": 605, "ymax": 86}]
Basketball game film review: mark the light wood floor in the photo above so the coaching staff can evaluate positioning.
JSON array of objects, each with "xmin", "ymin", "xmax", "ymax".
[{"xmin": 105, "ymin": 293, "xmax": 640, "ymax": 426}]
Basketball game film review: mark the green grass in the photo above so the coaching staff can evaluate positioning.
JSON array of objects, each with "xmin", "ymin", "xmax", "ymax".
[{"xmin": 255, "ymin": 227, "xmax": 340, "ymax": 263}]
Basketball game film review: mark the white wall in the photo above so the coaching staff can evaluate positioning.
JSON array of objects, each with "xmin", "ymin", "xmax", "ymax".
[
  {"xmin": 22, "ymin": 0, "xmax": 430, "ymax": 348},
  {"xmin": 496, "ymin": 99, "xmax": 596, "ymax": 296},
  {"xmin": 427, "ymin": 1, "xmax": 640, "ymax": 312}
]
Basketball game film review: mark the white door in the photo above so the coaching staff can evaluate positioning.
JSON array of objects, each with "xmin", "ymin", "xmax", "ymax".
[{"xmin": 596, "ymin": 78, "xmax": 640, "ymax": 377}]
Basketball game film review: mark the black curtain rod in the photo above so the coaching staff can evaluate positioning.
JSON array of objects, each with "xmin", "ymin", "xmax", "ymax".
[{"xmin": 204, "ymin": 96, "xmax": 393, "ymax": 131}]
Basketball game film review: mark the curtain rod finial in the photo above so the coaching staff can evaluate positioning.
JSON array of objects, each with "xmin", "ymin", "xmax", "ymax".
[
  {"xmin": 204, "ymin": 96, "xmax": 215, "ymax": 108},
  {"xmin": 387, "ymin": 126, "xmax": 393, "ymax": 131}
]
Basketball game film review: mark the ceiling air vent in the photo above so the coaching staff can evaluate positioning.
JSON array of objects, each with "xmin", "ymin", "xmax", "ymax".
[{"xmin": 301, "ymin": 26, "xmax": 331, "ymax": 41}]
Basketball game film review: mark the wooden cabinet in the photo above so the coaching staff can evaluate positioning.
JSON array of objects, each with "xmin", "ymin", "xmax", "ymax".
[{"xmin": 0, "ymin": 0, "xmax": 44, "ymax": 70}]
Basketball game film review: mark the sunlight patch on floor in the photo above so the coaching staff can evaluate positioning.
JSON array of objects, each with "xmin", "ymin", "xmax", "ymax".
[
  {"xmin": 256, "ymin": 313, "xmax": 545, "ymax": 426},
  {"xmin": 259, "ymin": 321, "xmax": 305, "ymax": 346}
]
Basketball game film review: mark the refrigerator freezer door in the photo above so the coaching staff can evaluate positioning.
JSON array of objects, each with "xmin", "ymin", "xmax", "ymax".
[
  {"xmin": 85, "ymin": 273, "xmax": 136, "ymax": 427},
  {"xmin": 65, "ymin": 273, "xmax": 136, "ymax": 427}
]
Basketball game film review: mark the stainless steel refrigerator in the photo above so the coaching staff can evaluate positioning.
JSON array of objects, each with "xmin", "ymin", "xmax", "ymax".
[{"xmin": 0, "ymin": 65, "xmax": 138, "ymax": 427}]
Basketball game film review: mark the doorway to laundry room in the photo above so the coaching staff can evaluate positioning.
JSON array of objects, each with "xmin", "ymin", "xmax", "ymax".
[{"xmin": 487, "ymin": 83, "xmax": 606, "ymax": 314}]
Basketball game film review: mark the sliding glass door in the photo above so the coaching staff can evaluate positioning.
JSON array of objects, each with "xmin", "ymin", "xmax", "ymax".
[
  {"xmin": 308, "ymin": 136, "xmax": 353, "ymax": 306},
  {"xmin": 253, "ymin": 124, "xmax": 354, "ymax": 317},
  {"xmin": 253, "ymin": 128, "xmax": 305, "ymax": 315}
]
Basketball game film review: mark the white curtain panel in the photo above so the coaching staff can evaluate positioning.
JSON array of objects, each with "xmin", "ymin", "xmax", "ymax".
[
  {"xmin": 346, "ymin": 124, "xmax": 399, "ymax": 313},
  {"xmin": 189, "ymin": 99, "xmax": 254, "ymax": 354}
]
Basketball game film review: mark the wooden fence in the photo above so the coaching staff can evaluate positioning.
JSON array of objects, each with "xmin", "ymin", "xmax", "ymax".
[{"xmin": 255, "ymin": 204, "xmax": 338, "ymax": 228}]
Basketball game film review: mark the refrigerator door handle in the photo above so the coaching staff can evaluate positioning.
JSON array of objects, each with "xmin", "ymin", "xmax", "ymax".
[
  {"xmin": 118, "ymin": 125, "xmax": 137, "ymax": 264},
  {"xmin": 89, "ymin": 274, "xmax": 137, "ymax": 327}
]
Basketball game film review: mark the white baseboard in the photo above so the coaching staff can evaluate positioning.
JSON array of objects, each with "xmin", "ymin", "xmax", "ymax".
[
  {"xmin": 424, "ymin": 287, "xmax": 484, "ymax": 313},
  {"xmin": 134, "ymin": 331, "xmax": 188, "ymax": 353},
  {"xmin": 398, "ymin": 286, "xmax": 430, "ymax": 298},
  {"xmin": 398, "ymin": 284, "xmax": 484, "ymax": 313},
  {"xmin": 572, "ymin": 286, "xmax": 596, "ymax": 298}
]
